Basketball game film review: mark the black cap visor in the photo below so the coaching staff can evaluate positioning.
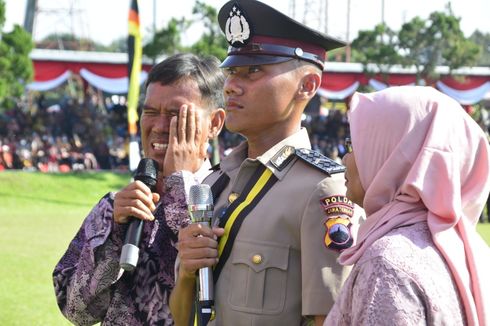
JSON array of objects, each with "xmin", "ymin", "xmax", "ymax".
[{"xmin": 220, "ymin": 54, "xmax": 293, "ymax": 68}]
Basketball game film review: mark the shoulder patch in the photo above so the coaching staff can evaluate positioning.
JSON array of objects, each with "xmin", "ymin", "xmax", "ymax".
[
  {"xmin": 321, "ymin": 195, "xmax": 354, "ymax": 217},
  {"xmin": 295, "ymin": 148, "xmax": 345, "ymax": 175}
]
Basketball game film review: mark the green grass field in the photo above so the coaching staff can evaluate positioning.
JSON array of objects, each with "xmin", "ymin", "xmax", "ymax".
[
  {"xmin": 477, "ymin": 222, "xmax": 490, "ymax": 244},
  {"xmin": 0, "ymin": 171, "xmax": 130, "ymax": 326},
  {"xmin": 0, "ymin": 171, "xmax": 489, "ymax": 325}
]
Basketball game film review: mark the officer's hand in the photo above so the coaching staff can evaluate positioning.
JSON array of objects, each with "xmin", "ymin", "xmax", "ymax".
[
  {"xmin": 163, "ymin": 104, "xmax": 207, "ymax": 177},
  {"xmin": 177, "ymin": 224, "xmax": 225, "ymax": 280},
  {"xmin": 113, "ymin": 180, "xmax": 160, "ymax": 224}
]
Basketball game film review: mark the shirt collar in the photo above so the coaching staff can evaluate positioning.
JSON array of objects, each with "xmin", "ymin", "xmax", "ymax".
[
  {"xmin": 257, "ymin": 128, "xmax": 311, "ymax": 165},
  {"xmin": 195, "ymin": 159, "xmax": 213, "ymax": 182},
  {"xmin": 219, "ymin": 128, "xmax": 311, "ymax": 180}
]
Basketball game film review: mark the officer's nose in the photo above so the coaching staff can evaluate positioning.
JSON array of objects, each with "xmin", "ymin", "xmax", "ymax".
[{"xmin": 224, "ymin": 77, "xmax": 243, "ymax": 97}]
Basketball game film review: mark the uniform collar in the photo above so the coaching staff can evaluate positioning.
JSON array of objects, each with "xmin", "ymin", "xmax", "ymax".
[
  {"xmin": 219, "ymin": 128, "xmax": 311, "ymax": 181},
  {"xmin": 257, "ymin": 128, "xmax": 311, "ymax": 165},
  {"xmin": 258, "ymin": 128, "xmax": 311, "ymax": 180}
]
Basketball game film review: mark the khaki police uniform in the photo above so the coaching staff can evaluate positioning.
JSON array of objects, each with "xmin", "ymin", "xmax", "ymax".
[
  {"xmin": 204, "ymin": 129, "xmax": 358, "ymax": 325},
  {"xmin": 185, "ymin": 1, "xmax": 360, "ymax": 324}
]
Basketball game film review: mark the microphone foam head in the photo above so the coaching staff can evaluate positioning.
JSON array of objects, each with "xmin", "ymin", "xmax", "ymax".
[
  {"xmin": 189, "ymin": 184, "xmax": 213, "ymax": 206},
  {"xmin": 134, "ymin": 158, "xmax": 158, "ymax": 190}
]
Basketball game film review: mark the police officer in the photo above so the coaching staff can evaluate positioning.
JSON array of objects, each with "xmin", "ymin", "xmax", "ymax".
[{"xmin": 170, "ymin": 1, "xmax": 360, "ymax": 325}]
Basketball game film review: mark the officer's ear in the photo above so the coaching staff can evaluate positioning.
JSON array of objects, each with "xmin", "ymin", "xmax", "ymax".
[
  {"xmin": 296, "ymin": 69, "xmax": 321, "ymax": 101},
  {"xmin": 207, "ymin": 107, "xmax": 226, "ymax": 139}
]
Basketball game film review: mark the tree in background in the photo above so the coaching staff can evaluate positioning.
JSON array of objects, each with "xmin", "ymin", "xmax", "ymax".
[
  {"xmin": 351, "ymin": 23, "xmax": 401, "ymax": 82},
  {"xmin": 37, "ymin": 33, "xmax": 103, "ymax": 51},
  {"xmin": 351, "ymin": 6, "xmax": 481, "ymax": 84},
  {"xmin": 0, "ymin": 0, "xmax": 33, "ymax": 111},
  {"xmin": 398, "ymin": 7, "xmax": 480, "ymax": 83},
  {"xmin": 143, "ymin": 17, "xmax": 188, "ymax": 62},
  {"xmin": 470, "ymin": 31, "xmax": 490, "ymax": 67},
  {"xmin": 143, "ymin": 1, "xmax": 227, "ymax": 62},
  {"xmin": 188, "ymin": 1, "xmax": 227, "ymax": 61},
  {"xmin": 104, "ymin": 36, "xmax": 128, "ymax": 53}
]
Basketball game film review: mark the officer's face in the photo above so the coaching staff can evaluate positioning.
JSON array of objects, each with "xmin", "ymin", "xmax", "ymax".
[
  {"xmin": 222, "ymin": 61, "xmax": 301, "ymax": 138},
  {"xmin": 342, "ymin": 151, "xmax": 365, "ymax": 207},
  {"xmin": 141, "ymin": 80, "xmax": 210, "ymax": 173}
]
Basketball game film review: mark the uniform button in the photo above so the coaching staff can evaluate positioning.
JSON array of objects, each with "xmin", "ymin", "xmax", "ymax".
[{"xmin": 252, "ymin": 254, "xmax": 262, "ymax": 264}]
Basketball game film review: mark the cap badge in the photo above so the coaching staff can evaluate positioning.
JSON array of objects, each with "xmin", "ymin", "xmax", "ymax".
[{"xmin": 225, "ymin": 4, "xmax": 251, "ymax": 47}]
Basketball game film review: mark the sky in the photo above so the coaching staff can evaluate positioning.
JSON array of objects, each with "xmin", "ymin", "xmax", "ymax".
[{"xmin": 4, "ymin": 0, "xmax": 490, "ymax": 47}]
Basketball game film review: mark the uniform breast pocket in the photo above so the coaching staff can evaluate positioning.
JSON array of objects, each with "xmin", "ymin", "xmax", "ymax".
[{"xmin": 228, "ymin": 239, "xmax": 289, "ymax": 314}]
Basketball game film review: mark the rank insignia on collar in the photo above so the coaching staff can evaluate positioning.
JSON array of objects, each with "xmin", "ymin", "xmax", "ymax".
[
  {"xmin": 270, "ymin": 145, "xmax": 296, "ymax": 171},
  {"xmin": 228, "ymin": 192, "xmax": 239, "ymax": 204},
  {"xmin": 225, "ymin": 3, "xmax": 251, "ymax": 47}
]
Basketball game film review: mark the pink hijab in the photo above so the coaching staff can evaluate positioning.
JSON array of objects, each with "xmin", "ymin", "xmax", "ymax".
[{"xmin": 339, "ymin": 86, "xmax": 490, "ymax": 326}]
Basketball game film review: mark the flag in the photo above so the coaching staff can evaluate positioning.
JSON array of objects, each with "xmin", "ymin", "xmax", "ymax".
[{"xmin": 127, "ymin": 0, "xmax": 142, "ymax": 170}]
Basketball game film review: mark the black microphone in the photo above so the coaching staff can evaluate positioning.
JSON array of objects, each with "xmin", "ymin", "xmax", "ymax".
[
  {"xmin": 119, "ymin": 158, "xmax": 159, "ymax": 272},
  {"xmin": 188, "ymin": 184, "xmax": 215, "ymax": 323}
]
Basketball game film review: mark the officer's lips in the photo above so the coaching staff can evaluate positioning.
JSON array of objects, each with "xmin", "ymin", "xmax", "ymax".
[{"xmin": 225, "ymin": 100, "xmax": 243, "ymax": 111}]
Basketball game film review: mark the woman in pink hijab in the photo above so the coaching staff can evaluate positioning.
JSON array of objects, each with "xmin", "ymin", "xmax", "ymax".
[{"xmin": 325, "ymin": 86, "xmax": 489, "ymax": 326}]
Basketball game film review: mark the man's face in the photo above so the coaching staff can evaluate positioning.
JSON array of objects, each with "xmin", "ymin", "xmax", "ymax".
[
  {"xmin": 141, "ymin": 79, "xmax": 210, "ymax": 173},
  {"xmin": 222, "ymin": 61, "xmax": 301, "ymax": 139}
]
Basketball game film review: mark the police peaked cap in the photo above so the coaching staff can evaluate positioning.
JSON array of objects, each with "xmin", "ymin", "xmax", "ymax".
[{"xmin": 218, "ymin": 0, "xmax": 346, "ymax": 70}]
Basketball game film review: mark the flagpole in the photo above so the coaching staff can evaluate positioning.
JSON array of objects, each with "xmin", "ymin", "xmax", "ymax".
[{"xmin": 127, "ymin": 0, "xmax": 142, "ymax": 171}]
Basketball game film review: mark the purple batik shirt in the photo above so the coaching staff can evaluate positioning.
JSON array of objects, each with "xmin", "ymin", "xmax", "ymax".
[{"xmin": 53, "ymin": 165, "xmax": 210, "ymax": 326}]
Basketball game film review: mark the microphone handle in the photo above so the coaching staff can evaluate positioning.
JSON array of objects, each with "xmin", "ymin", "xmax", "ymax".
[
  {"xmin": 119, "ymin": 218, "xmax": 144, "ymax": 272},
  {"xmin": 198, "ymin": 267, "xmax": 214, "ymax": 303},
  {"xmin": 125, "ymin": 217, "xmax": 144, "ymax": 245},
  {"xmin": 118, "ymin": 158, "xmax": 158, "ymax": 272},
  {"xmin": 197, "ymin": 220, "xmax": 214, "ymax": 303}
]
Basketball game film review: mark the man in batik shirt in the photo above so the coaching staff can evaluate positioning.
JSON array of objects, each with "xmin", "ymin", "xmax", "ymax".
[{"xmin": 53, "ymin": 53, "xmax": 226, "ymax": 325}]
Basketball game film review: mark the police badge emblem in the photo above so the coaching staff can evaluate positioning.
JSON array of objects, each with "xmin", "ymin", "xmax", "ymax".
[
  {"xmin": 224, "ymin": 3, "xmax": 251, "ymax": 47},
  {"xmin": 324, "ymin": 217, "xmax": 353, "ymax": 250}
]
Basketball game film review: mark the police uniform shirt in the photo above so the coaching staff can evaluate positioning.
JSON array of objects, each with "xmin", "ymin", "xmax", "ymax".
[{"xmin": 205, "ymin": 128, "xmax": 358, "ymax": 325}]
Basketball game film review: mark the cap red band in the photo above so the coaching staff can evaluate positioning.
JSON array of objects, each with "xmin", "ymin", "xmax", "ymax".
[
  {"xmin": 251, "ymin": 35, "xmax": 326, "ymax": 60},
  {"xmin": 227, "ymin": 35, "xmax": 326, "ymax": 69}
]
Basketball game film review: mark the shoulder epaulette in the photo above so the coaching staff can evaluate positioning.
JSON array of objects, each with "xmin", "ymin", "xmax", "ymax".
[{"xmin": 295, "ymin": 148, "xmax": 345, "ymax": 175}]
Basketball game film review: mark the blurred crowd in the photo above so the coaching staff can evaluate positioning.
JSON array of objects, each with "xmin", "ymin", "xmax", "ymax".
[
  {"xmin": 0, "ymin": 90, "xmax": 488, "ymax": 173},
  {"xmin": 1, "ymin": 90, "xmax": 489, "ymax": 221},
  {"xmin": 0, "ymin": 92, "xmax": 354, "ymax": 173},
  {"xmin": 0, "ymin": 91, "xmax": 129, "ymax": 172}
]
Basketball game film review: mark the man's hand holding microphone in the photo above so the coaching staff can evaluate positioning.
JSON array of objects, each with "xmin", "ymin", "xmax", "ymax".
[
  {"xmin": 114, "ymin": 105, "xmax": 209, "ymax": 271},
  {"xmin": 173, "ymin": 186, "xmax": 224, "ymax": 326}
]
